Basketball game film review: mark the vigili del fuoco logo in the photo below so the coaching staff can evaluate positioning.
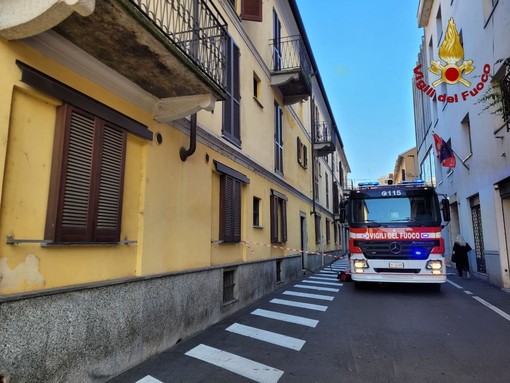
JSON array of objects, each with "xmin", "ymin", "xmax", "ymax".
[{"xmin": 414, "ymin": 17, "xmax": 491, "ymax": 103}]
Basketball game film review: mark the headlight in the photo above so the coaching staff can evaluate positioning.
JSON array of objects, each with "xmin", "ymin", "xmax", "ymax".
[
  {"xmin": 353, "ymin": 259, "xmax": 368, "ymax": 269},
  {"xmin": 426, "ymin": 260, "xmax": 443, "ymax": 270}
]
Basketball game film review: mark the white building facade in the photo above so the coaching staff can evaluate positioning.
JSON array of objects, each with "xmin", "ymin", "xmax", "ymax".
[{"xmin": 413, "ymin": 0, "xmax": 510, "ymax": 287}]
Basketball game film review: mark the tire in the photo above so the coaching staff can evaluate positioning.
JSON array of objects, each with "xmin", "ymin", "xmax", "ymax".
[{"xmin": 354, "ymin": 281, "xmax": 365, "ymax": 289}]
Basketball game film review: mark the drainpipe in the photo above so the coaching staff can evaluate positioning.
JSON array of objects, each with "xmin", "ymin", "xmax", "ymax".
[
  {"xmin": 180, "ymin": 113, "xmax": 197, "ymax": 161},
  {"xmin": 311, "ymin": 100, "xmax": 317, "ymax": 217}
]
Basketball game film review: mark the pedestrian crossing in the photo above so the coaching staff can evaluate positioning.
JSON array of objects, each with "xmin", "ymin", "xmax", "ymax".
[{"xmin": 135, "ymin": 258, "xmax": 349, "ymax": 383}]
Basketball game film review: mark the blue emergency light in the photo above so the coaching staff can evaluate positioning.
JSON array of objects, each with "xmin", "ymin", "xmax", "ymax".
[{"xmin": 358, "ymin": 181, "xmax": 379, "ymax": 187}]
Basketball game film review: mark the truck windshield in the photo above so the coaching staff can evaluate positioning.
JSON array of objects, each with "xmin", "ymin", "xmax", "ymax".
[{"xmin": 349, "ymin": 188, "xmax": 441, "ymax": 227}]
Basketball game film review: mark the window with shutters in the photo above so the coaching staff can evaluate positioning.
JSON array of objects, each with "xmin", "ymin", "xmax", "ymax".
[
  {"xmin": 326, "ymin": 218, "xmax": 331, "ymax": 244},
  {"xmin": 270, "ymin": 191, "xmax": 287, "ymax": 243},
  {"xmin": 219, "ymin": 174, "xmax": 242, "ymax": 243},
  {"xmin": 241, "ymin": 0, "xmax": 263, "ymax": 22},
  {"xmin": 45, "ymin": 104, "xmax": 127, "ymax": 243},
  {"xmin": 297, "ymin": 137, "xmax": 307, "ymax": 169},
  {"xmin": 315, "ymin": 214, "xmax": 321, "ymax": 244},
  {"xmin": 274, "ymin": 102, "xmax": 283, "ymax": 174},
  {"xmin": 222, "ymin": 36, "xmax": 241, "ymax": 146}
]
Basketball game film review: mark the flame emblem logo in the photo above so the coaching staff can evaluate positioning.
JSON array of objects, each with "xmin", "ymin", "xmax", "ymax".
[{"xmin": 429, "ymin": 18, "xmax": 475, "ymax": 87}]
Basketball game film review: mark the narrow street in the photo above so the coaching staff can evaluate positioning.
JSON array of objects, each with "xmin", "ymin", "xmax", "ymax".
[{"xmin": 108, "ymin": 260, "xmax": 510, "ymax": 383}]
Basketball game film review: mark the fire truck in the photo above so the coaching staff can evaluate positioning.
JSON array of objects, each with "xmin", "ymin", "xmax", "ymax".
[{"xmin": 341, "ymin": 180, "xmax": 451, "ymax": 290}]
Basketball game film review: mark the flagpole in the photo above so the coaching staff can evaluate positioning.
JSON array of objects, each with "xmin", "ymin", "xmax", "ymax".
[
  {"xmin": 433, "ymin": 131, "xmax": 470, "ymax": 171},
  {"xmin": 448, "ymin": 144, "xmax": 470, "ymax": 171}
]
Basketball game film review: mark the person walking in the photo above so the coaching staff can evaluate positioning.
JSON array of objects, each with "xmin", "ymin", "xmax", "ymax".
[{"xmin": 452, "ymin": 234, "xmax": 472, "ymax": 278}]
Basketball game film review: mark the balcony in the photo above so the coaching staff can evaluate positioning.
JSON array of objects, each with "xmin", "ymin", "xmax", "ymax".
[
  {"xmin": 1, "ymin": 0, "xmax": 229, "ymax": 121},
  {"xmin": 313, "ymin": 121, "xmax": 335, "ymax": 156},
  {"xmin": 270, "ymin": 35, "xmax": 312, "ymax": 105}
]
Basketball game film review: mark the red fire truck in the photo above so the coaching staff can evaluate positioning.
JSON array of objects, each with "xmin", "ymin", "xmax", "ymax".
[{"xmin": 342, "ymin": 180, "xmax": 451, "ymax": 290}]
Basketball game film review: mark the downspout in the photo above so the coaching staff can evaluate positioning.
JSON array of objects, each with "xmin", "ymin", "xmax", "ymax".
[
  {"xmin": 180, "ymin": 113, "xmax": 197, "ymax": 161},
  {"xmin": 311, "ymin": 100, "xmax": 317, "ymax": 217}
]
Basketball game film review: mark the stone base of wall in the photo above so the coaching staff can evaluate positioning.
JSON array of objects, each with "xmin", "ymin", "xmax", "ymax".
[{"xmin": 0, "ymin": 254, "xmax": 317, "ymax": 382}]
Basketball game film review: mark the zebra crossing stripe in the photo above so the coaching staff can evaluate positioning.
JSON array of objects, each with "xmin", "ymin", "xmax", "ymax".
[
  {"xmin": 251, "ymin": 308, "xmax": 318, "ymax": 328},
  {"xmin": 226, "ymin": 323, "xmax": 306, "ymax": 350},
  {"xmin": 319, "ymin": 271, "xmax": 337, "ymax": 274},
  {"xmin": 282, "ymin": 290, "xmax": 334, "ymax": 301},
  {"xmin": 302, "ymin": 280, "xmax": 342, "ymax": 287},
  {"xmin": 309, "ymin": 276, "xmax": 338, "ymax": 281},
  {"xmin": 185, "ymin": 344, "xmax": 284, "ymax": 383},
  {"xmin": 270, "ymin": 298, "xmax": 328, "ymax": 312},
  {"xmin": 135, "ymin": 376, "xmax": 163, "ymax": 383},
  {"xmin": 294, "ymin": 284, "xmax": 340, "ymax": 292}
]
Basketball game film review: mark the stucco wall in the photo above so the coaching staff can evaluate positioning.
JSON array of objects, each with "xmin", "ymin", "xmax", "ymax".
[{"xmin": 0, "ymin": 255, "xmax": 305, "ymax": 383}]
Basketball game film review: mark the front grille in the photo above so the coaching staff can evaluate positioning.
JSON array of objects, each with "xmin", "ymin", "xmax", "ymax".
[
  {"xmin": 354, "ymin": 240, "xmax": 440, "ymax": 260},
  {"xmin": 374, "ymin": 268, "xmax": 421, "ymax": 273}
]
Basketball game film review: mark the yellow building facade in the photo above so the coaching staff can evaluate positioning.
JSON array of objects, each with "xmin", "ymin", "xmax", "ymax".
[{"xmin": 0, "ymin": 0, "xmax": 350, "ymax": 381}]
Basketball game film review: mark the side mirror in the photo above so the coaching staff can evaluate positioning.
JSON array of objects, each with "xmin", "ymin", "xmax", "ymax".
[{"xmin": 441, "ymin": 199, "xmax": 451, "ymax": 222}]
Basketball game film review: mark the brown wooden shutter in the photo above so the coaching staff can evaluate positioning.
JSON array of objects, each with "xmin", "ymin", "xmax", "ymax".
[
  {"xmin": 220, "ymin": 175, "xmax": 242, "ymax": 242},
  {"xmin": 297, "ymin": 137, "xmax": 302, "ymax": 164},
  {"xmin": 270, "ymin": 195, "xmax": 278, "ymax": 243},
  {"xmin": 94, "ymin": 123, "xmax": 126, "ymax": 242},
  {"xmin": 58, "ymin": 106, "xmax": 96, "ymax": 242},
  {"xmin": 281, "ymin": 199, "xmax": 287, "ymax": 242},
  {"xmin": 48, "ymin": 104, "xmax": 126, "ymax": 243},
  {"xmin": 241, "ymin": 0, "xmax": 262, "ymax": 22}
]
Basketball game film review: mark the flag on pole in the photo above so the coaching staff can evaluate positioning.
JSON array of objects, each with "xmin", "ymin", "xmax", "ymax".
[{"xmin": 433, "ymin": 133, "xmax": 456, "ymax": 168}]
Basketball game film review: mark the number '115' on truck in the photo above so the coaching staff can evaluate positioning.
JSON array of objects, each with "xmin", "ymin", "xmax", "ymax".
[{"xmin": 341, "ymin": 180, "xmax": 451, "ymax": 290}]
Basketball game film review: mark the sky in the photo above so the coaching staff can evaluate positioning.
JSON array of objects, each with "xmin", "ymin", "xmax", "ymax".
[{"xmin": 295, "ymin": 0, "xmax": 424, "ymax": 184}]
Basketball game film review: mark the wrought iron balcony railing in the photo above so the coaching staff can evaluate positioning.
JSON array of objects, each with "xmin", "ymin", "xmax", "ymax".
[
  {"xmin": 130, "ymin": 0, "xmax": 228, "ymax": 92},
  {"xmin": 269, "ymin": 35, "xmax": 312, "ymax": 104},
  {"xmin": 313, "ymin": 121, "xmax": 335, "ymax": 156}
]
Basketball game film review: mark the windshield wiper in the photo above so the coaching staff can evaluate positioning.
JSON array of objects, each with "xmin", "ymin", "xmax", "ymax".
[
  {"xmin": 406, "ymin": 219, "xmax": 431, "ymax": 227},
  {"xmin": 363, "ymin": 220, "xmax": 383, "ymax": 227}
]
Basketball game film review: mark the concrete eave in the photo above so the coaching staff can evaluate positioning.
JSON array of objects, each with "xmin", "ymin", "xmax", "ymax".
[{"xmin": 0, "ymin": 0, "xmax": 95, "ymax": 40}]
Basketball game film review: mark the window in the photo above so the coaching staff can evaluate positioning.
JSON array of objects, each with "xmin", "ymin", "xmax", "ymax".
[
  {"xmin": 339, "ymin": 162, "xmax": 344, "ymax": 187},
  {"xmin": 272, "ymin": 9, "xmax": 281, "ymax": 71},
  {"xmin": 253, "ymin": 197, "xmax": 261, "ymax": 227},
  {"xmin": 314, "ymin": 159, "xmax": 319, "ymax": 201},
  {"xmin": 223, "ymin": 268, "xmax": 237, "ymax": 303},
  {"xmin": 46, "ymin": 104, "xmax": 127, "ymax": 243},
  {"xmin": 216, "ymin": 161, "xmax": 250, "ymax": 243},
  {"xmin": 460, "ymin": 113, "xmax": 473, "ymax": 160},
  {"xmin": 326, "ymin": 218, "xmax": 331, "ymax": 244},
  {"xmin": 253, "ymin": 72, "xmax": 261, "ymax": 102},
  {"xmin": 276, "ymin": 260, "xmax": 282, "ymax": 283},
  {"xmin": 17, "ymin": 62, "xmax": 152, "ymax": 244},
  {"xmin": 270, "ymin": 190, "xmax": 287, "ymax": 243},
  {"xmin": 436, "ymin": 6, "xmax": 442, "ymax": 46},
  {"xmin": 241, "ymin": 0, "xmax": 263, "ymax": 22},
  {"xmin": 223, "ymin": 36, "xmax": 241, "ymax": 146},
  {"xmin": 274, "ymin": 102, "xmax": 283, "ymax": 173},
  {"xmin": 315, "ymin": 214, "xmax": 321, "ymax": 244},
  {"xmin": 297, "ymin": 137, "xmax": 307, "ymax": 168},
  {"xmin": 325, "ymin": 173, "xmax": 329, "ymax": 209},
  {"xmin": 220, "ymin": 175, "xmax": 242, "ymax": 242}
]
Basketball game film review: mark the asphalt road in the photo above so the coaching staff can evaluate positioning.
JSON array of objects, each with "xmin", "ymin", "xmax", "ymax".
[{"xmin": 108, "ymin": 261, "xmax": 510, "ymax": 383}]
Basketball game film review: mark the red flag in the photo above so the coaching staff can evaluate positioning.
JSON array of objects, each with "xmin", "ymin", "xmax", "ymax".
[{"xmin": 433, "ymin": 133, "xmax": 456, "ymax": 168}]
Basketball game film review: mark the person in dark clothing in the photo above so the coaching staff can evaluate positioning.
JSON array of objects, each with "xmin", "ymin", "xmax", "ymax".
[{"xmin": 452, "ymin": 234, "xmax": 472, "ymax": 278}]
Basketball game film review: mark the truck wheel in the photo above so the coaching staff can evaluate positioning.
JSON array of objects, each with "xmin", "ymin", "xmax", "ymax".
[{"xmin": 354, "ymin": 281, "xmax": 365, "ymax": 289}]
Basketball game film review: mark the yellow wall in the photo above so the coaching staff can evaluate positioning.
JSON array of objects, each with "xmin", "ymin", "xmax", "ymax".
[{"xmin": 0, "ymin": 0, "xmax": 343, "ymax": 295}]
